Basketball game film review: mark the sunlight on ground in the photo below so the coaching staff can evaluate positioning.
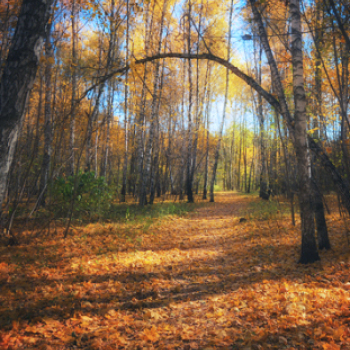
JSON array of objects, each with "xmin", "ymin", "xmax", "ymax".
[{"xmin": 1, "ymin": 193, "xmax": 350, "ymax": 349}]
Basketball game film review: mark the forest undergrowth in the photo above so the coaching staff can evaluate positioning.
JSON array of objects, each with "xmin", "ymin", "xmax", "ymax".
[{"xmin": 1, "ymin": 192, "xmax": 350, "ymax": 349}]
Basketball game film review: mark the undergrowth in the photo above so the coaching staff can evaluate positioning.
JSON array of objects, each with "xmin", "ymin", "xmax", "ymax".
[
  {"xmin": 13, "ymin": 171, "xmax": 199, "ymax": 225},
  {"xmin": 104, "ymin": 201, "xmax": 198, "ymax": 223},
  {"xmin": 244, "ymin": 196, "xmax": 292, "ymax": 220}
]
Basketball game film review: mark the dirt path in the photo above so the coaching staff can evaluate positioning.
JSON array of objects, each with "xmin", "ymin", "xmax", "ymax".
[{"xmin": 1, "ymin": 192, "xmax": 350, "ymax": 349}]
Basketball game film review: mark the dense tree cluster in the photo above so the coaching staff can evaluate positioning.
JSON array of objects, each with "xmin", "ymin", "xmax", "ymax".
[{"xmin": 1, "ymin": 0, "xmax": 350, "ymax": 263}]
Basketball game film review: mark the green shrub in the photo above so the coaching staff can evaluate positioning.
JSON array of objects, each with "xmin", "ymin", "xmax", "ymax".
[{"xmin": 49, "ymin": 171, "xmax": 112, "ymax": 217}]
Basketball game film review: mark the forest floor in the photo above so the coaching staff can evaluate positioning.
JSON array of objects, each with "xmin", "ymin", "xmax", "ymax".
[{"xmin": 1, "ymin": 192, "xmax": 350, "ymax": 349}]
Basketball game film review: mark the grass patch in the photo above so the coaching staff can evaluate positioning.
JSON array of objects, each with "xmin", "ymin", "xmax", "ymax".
[
  {"xmin": 244, "ymin": 197, "xmax": 291, "ymax": 220},
  {"xmin": 103, "ymin": 201, "xmax": 198, "ymax": 224},
  {"xmin": 40, "ymin": 199, "xmax": 198, "ymax": 224},
  {"xmin": 6, "ymin": 198, "xmax": 203, "ymax": 247}
]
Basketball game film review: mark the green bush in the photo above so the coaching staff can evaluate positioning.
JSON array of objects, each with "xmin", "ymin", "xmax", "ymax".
[{"xmin": 49, "ymin": 171, "xmax": 112, "ymax": 217}]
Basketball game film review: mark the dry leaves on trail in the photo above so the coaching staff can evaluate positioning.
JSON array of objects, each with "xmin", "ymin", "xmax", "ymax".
[{"xmin": 1, "ymin": 193, "xmax": 350, "ymax": 349}]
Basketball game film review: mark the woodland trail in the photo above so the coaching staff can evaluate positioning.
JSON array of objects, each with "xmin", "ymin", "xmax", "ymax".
[{"xmin": 1, "ymin": 193, "xmax": 350, "ymax": 349}]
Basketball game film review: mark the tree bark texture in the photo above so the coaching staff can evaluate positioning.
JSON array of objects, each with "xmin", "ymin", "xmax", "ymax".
[
  {"xmin": 311, "ymin": 176, "xmax": 331, "ymax": 250},
  {"xmin": 289, "ymin": 0, "xmax": 319, "ymax": 263},
  {"xmin": 69, "ymin": 0, "xmax": 78, "ymax": 176},
  {"xmin": 0, "ymin": 0, "xmax": 54, "ymax": 209},
  {"xmin": 121, "ymin": 0, "xmax": 130, "ymax": 202},
  {"xmin": 38, "ymin": 13, "xmax": 55, "ymax": 207}
]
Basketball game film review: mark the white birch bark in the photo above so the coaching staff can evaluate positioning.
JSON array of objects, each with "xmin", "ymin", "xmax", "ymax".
[{"xmin": 290, "ymin": 0, "xmax": 319, "ymax": 263}]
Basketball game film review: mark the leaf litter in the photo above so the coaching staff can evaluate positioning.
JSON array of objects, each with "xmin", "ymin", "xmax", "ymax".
[{"xmin": 1, "ymin": 193, "xmax": 350, "ymax": 349}]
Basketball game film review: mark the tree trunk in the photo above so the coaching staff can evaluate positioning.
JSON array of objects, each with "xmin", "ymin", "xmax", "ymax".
[
  {"xmin": 311, "ymin": 175, "xmax": 331, "ymax": 250},
  {"xmin": 202, "ymin": 63, "xmax": 211, "ymax": 199},
  {"xmin": 68, "ymin": 0, "xmax": 78, "ymax": 176},
  {"xmin": 121, "ymin": 0, "xmax": 130, "ymax": 202},
  {"xmin": 209, "ymin": 0, "xmax": 233, "ymax": 202},
  {"xmin": 0, "ymin": 0, "xmax": 54, "ymax": 209},
  {"xmin": 289, "ymin": 0, "xmax": 319, "ymax": 263},
  {"xmin": 259, "ymin": 116, "xmax": 269, "ymax": 198},
  {"xmin": 247, "ymin": 149, "xmax": 254, "ymax": 194},
  {"xmin": 101, "ymin": 0, "xmax": 117, "ymax": 179},
  {"xmin": 209, "ymin": 117, "xmax": 225, "ymax": 202},
  {"xmin": 243, "ymin": 128, "xmax": 247, "ymax": 192},
  {"xmin": 186, "ymin": 0, "xmax": 194, "ymax": 203},
  {"xmin": 86, "ymin": 85, "xmax": 103, "ymax": 172},
  {"xmin": 101, "ymin": 80, "xmax": 115, "ymax": 179},
  {"xmin": 150, "ymin": 60, "xmax": 165, "ymax": 204},
  {"xmin": 38, "ymin": 11, "xmax": 55, "ymax": 207},
  {"xmin": 137, "ymin": 76, "xmax": 147, "ymax": 205},
  {"xmin": 340, "ymin": 43, "xmax": 350, "ymax": 179},
  {"xmin": 230, "ymin": 121, "xmax": 235, "ymax": 190},
  {"xmin": 255, "ymin": 43, "xmax": 269, "ymax": 198},
  {"xmin": 248, "ymin": 0, "xmax": 319, "ymax": 262},
  {"xmin": 86, "ymin": 35, "xmax": 105, "ymax": 174},
  {"xmin": 314, "ymin": 1, "xmax": 325, "ymax": 139},
  {"xmin": 137, "ymin": 0, "xmax": 152, "ymax": 206},
  {"xmin": 237, "ymin": 115, "xmax": 242, "ymax": 191}
]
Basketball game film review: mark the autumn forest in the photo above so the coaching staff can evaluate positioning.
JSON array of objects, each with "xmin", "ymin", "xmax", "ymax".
[{"xmin": 1, "ymin": 0, "xmax": 350, "ymax": 348}]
